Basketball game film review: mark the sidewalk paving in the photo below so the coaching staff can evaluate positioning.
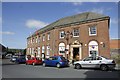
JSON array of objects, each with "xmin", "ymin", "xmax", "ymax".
[{"xmin": 115, "ymin": 64, "xmax": 120, "ymax": 70}]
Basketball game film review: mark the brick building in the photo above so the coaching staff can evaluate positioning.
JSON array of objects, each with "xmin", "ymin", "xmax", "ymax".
[
  {"xmin": 110, "ymin": 39, "xmax": 120, "ymax": 49},
  {"xmin": 27, "ymin": 12, "xmax": 110, "ymax": 61},
  {"xmin": 110, "ymin": 39, "xmax": 120, "ymax": 55}
]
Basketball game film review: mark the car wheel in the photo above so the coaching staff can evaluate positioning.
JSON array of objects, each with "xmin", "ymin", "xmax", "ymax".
[
  {"xmin": 32, "ymin": 63, "xmax": 35, "ymax": 66},
  {"xmin": 43, "ymin": 63, "xmax": 46, "ymax": 67},
  {"xmin": 57, "ymin": 63, "xmax": 61, "ymax": 68},
  {"xmin": 75, "ymin": 64, "xmax": 81, "ymax": 69},
  {"xmin": 100, "ymin": 65, "xmax": 108, "ymax": 71}
]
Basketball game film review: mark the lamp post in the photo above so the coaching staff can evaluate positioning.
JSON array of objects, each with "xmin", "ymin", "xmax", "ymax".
[{"xmin": 64, "ymin": 31, "xmax": 73, "ymax": 59}]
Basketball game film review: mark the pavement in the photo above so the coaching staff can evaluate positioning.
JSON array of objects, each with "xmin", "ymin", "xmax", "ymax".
[
  {"xmin": 115, "ymin": 64, "xmax": 120, "ymax": 70},
  {"xmin": 1, "ymin": 59, "xmax": 120, "ymax": 79}
]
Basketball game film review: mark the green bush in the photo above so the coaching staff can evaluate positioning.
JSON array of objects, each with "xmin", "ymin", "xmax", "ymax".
[{"xmin": 111, "ymin": 54, "xmax": 120, "ymax": 64}]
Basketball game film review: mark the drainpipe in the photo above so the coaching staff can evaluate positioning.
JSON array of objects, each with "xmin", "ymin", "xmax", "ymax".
[{"xmin": 52, "ymin": 28, "xmax": 55, "ymax": 56}]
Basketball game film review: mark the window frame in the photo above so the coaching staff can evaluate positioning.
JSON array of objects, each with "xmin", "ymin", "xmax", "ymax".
[
  {"xmin": 42, "ymin": 34, "xmax": 45, "ymax": 41},
  {"xmin": 36, "ymin": 36, "xmax": 38, "ymax": 43},
  {"xmin": 42, "ymin": 46, "xmax": 45, "ymax": 53},
  {"xmin": 59, "ymin": 31, "xmax": 65, "ymax": 39},
  {"xmin": 31, "ymin": 38, "xmax": 32, "ymax": 43},
  {"xmin": 89, "ymin": 26, "xmax": 97, "ymax": 36},
  {"xmin": 83, "ymin": 57, "xmax": 93, "ymax": 61},
  {"xmin": 73, "ymin": 28, "xmax": 79, "ymax": 37},
  {"xmin": 47, "ymin": 33, "xmax": 50, "ymax": 40},
  {"xmin": 59, "ymin": 46, "xmax": 65, "ymax": 54},
  {"xmin": 46, "ymin": 46, "xmax": 50, "ymax": 56},
  {"xmin": 38, "ymin": 47, "xmax": 40, "ymax": 55},
  {"xmin": 38, "ymin": 36, "xmax": 40, "ymax": 43}
]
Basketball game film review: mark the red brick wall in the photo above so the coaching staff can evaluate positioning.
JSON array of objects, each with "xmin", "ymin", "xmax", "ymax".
[
  {"xmin": 27, "ymin": 19, "xmax": 110, "ymax": 59},
  {"xmin": 110, "ymin": 39, "xmax": 120, "ymax": 49}
]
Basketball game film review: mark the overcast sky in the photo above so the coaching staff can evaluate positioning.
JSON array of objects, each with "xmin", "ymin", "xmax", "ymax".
[{"xmin": 1, "ymin": 2, "xmax": 119, "ymax": 49}]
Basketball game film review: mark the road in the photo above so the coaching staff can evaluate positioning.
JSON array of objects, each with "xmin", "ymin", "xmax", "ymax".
[{"xmin": 1, "ymin": 59, "xmax": 120, "ymax": 79}]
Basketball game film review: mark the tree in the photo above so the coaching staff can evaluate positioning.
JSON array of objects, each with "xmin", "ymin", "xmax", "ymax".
[{"xmin": 23, "ymin": 49, "xmax": 26, "ymax": 55}]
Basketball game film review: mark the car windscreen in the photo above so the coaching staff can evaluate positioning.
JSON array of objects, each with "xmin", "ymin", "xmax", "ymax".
[
  {"xmin": 60, "ymin": 57, "xmax": 66, "ymax": 61},
  {"xmin": 101, "ymin": 56, "xmax": 109, "ymax": 59}
]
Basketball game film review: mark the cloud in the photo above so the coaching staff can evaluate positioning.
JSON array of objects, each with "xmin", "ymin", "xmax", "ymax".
[
  {"xmin": 72, "ymin": 2, "xmax": 82, "ymax": 6},
  {"xmin": 110, "ymin": 18, "xmax": 118, "ymax": 24},
  {"xmin": 26, "ymin": 19, "xmax": 48, "ymax": 29},
  {"xmin": 74, "ymin": 8, "xmax": 104, "ymax": 14},
  {"xmin": 90, "ymin": 8, "xmax": 104, "ymax": 14},
  {"xmin": 0, "ymin": 31, "xmax": 15, "ymax": 35},
  {"xmin": 75, "ymin": 7, "xmax": 112, "ymax": 15}
]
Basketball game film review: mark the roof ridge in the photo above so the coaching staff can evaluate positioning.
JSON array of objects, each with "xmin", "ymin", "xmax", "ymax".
[{"xmin": 30, "ymin": 12, "xmax": 109, "ymax": 37}]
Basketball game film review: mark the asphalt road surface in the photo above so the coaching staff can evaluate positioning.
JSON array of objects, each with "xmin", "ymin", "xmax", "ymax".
[{"xmin": 1, "ymin": 59, "xmax": 120, "ymax": 78}]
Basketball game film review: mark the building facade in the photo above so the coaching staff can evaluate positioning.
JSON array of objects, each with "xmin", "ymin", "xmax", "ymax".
[
  {"xmin": 110, "ymin": 39, "xmax": 120, "ymax": 55},
  {"xmin": 27, "ymin": 12, "xmax": 110, "ymax": 61}
]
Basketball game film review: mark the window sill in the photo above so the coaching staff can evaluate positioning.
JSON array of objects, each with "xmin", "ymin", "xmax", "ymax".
[
  {"xmin": 89, "ymin": 34, "xmax": 97, "ymax": 36},
  {"xmin": 73, "ymin": 36, "xmax": 79, "ymax": 37},
  {"xmin": 59, "ymin": 37, "xmax": 64, "ymax": 39}
]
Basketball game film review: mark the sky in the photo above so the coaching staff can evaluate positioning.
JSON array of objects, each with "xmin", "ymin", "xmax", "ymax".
[{"xmin": 1, "ymin": 2, "xmax": 119, "ymax": 49}]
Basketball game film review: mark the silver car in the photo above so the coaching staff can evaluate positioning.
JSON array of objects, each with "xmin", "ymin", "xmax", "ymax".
[{"xmin": 74, "ymin": 56, "xmax": 116, "ymax": 71}]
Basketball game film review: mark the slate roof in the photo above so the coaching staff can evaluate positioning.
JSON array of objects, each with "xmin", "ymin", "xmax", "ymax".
[{"xmin": 29, "ymin": 12, "xmax": 109, "ymax": 38}]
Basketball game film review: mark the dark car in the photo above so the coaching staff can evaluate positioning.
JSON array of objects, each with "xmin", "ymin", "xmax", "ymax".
[
  {"xmin": 43, "ymin": 56, "xmax": 69, "ymax": 68},
  {"xmin": 26, "ymin": 57, "xmax": 42, "ymax": 65},
  {"xmin": 10, "ymin": 55, "xmax": 26, "ymax": 64}
]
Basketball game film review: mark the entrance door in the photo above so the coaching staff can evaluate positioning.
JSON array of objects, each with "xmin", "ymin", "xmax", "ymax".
[{"xmin": 73, "ymin": 47, "xmax": 79, "ymax": 60}]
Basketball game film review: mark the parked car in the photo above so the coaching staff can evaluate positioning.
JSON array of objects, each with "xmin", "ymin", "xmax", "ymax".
[
  {"xmin": 10, "ymin": 55, "xmax": 26, "ymax": 63},
  {"xmin": 74, "ymin": 56, "xmax": 116, "ymax": 71},
  {"xmin": 26, "ymin": 57, "xmax": 42, "ymax": 66},
  {"xmin": 10, "ymin": 55, "xmax": 19, "ymax": 62},
  {"xmin": 42, "ymin": 56, "xmax": 69, "ymax": 68}
]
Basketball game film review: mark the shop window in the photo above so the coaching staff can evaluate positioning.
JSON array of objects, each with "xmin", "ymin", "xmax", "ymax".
[
  {"xmin": 47, "ymin": 46, "xmax": 50, "ymax": 55},
  {"xmin": 59, "ymin": 43, "xmax": 65, "ymax": 54},
  {"xmin": 89, "ymin": 41, "xmax": 98, "ymax": 57}
]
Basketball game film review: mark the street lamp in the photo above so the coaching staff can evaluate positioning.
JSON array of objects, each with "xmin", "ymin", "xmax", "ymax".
[{"xmin": 64, "ymin": 31, "xmax": 73, "ymax": 59}]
